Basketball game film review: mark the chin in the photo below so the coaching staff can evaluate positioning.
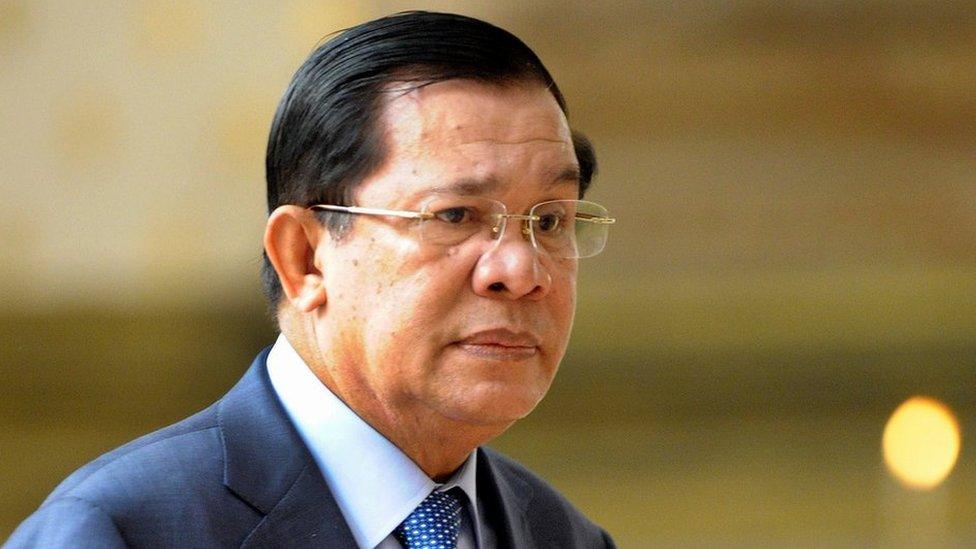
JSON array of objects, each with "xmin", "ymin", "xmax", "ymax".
[{"xmin": 439, "ymin": 381, "xmax": 551, "ymax": 427}]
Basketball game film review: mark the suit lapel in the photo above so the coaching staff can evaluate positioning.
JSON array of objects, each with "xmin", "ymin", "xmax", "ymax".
[
  {"xmin": 240, "ymin": 463, "xmax": 356, "ymax": 548},
  {"xmin": 477, "ymin": 447, "xmax": 535, "ymax": 549},
  {"xmin": 218, "ymin": 349, "xmax": 357, "ymax": 548}
]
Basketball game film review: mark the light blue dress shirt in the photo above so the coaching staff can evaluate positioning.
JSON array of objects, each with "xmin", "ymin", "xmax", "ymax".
[{"xmin": 267, "ymin": 334, "xmax": 485, "ymax": 549}]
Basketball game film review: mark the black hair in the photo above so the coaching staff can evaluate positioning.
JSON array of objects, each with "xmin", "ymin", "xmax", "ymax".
[{"xmin": 261, "ymin": 11, "xmax": 597, "ymax": 315}]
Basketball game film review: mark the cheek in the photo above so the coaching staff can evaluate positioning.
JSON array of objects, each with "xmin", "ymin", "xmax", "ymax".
[
  {"xmin": 546, "ymin": 270, "xmax": 578, "ymax": 356},
  {"xmin": 359, "ymin": 248, "xmax": 468, "ymax": 348},
  {"xmin": 551, "ymin": 264, "xmax": 578, "ymax": 317}
]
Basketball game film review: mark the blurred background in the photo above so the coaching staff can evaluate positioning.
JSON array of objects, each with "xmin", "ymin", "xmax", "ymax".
[{"xmin": 2, "ymin": 1, "xmax": 974, "ymax": 545}]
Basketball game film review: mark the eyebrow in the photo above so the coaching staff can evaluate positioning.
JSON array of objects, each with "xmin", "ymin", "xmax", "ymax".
[
  {"xmin": 548, "ymin": 165, "xmax": 582, "ymax": 186},
  {"xmin": 422, "ymin": 165, "xmax": 581, "ymax": 197}
]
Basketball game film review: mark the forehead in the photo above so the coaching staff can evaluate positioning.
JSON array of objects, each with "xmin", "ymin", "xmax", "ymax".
[
  {"xmin": 384, "ymin": 80, "xmax": 570, "ymax": 145},
  {"xmin": 358, "ymin": 80, "xmax": 578, "ymax": 202}
]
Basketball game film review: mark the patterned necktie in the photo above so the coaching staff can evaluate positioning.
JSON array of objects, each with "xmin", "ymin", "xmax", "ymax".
[{"xmin": 394, "ymin": 490, "xmax": 463, "ymax": 549}]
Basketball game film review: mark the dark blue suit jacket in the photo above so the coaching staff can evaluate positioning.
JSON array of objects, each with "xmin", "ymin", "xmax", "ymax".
[{"xmin": 7, "ymin": 348, "xmax": 613, "ymax": 548}]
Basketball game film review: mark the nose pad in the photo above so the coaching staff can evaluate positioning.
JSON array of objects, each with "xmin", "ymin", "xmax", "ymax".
[{"xmin": 487, "ymin": 215, "xmax": 535, "ymax": 247}]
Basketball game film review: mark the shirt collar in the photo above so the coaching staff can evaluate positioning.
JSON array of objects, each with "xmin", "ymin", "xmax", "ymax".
[{"xmin": 266, "ymin": 334, "xmax": 481, "ymax": 549}]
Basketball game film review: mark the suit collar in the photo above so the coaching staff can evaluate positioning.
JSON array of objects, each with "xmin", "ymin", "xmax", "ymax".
[{"xmin": 217, "ymin": 347, "xmax": 357, "ymax": 547}]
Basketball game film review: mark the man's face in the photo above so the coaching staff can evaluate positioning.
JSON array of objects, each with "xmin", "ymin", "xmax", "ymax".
[{"xmin": 313, "ymin": 80, "xmax": 579, "ymax": 429}]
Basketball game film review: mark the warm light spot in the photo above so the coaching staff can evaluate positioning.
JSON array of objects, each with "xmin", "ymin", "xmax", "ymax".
[
  {"xmin": 882, "ymin": 396, "xmax": 961, "ymax": 490},
  {"xmin": 0, "ymin": 1, "xmax": 29, "ymax": 43}
]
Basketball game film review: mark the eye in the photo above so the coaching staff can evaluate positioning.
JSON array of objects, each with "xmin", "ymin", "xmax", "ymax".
[
  {"xmin": 433, "ymin": 207, "xmax": 475, "ymax": 224},
  {"xmin": 536, "ymin": 213, "xmax": 563, "ymax": 233}
]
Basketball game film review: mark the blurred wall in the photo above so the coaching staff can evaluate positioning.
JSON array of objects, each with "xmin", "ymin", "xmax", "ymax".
[{"xmin": 2, "ymin": 1, "xmax": 975, "ymax": 545}]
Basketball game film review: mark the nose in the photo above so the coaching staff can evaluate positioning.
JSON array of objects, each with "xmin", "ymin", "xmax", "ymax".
[{"xmin": 471, "ymin": 220, "xmax": 551, "ymax": 300}]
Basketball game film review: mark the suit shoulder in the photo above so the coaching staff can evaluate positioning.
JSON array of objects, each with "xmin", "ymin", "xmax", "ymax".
[
  {"xmin": 480, "ymin": 446, "xmax": 615, "ymax": 548},
  {"xmin": 47, "ymin": 403, "xmax": 222, "ymax": 504},
  {"xmin": 6, "ymin": 495, "xmax": 127, "ymax": 548},
  {"xmin": 19, "ymin": 402, "xmax": 261, "ymax": 546}
]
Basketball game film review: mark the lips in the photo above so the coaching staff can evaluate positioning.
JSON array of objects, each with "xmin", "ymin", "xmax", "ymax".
[
  {"xmin": 458, "ymin": 328, "xmax": 540, "ymax": 347},
  {"xmin": 454, "ymin": 328, "xmax": 541, "ymax": 360}
]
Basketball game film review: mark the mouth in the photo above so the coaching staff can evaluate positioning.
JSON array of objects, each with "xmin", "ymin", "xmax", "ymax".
[{"xmin": 453, "ymin": 328, "xmax": 541, "ymax": 360}]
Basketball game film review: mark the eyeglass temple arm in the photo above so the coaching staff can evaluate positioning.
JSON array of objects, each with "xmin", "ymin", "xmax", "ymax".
[
  {"xmin": 309, "ymin": 204, "xmax": 433, "ymax": 220},
  {"xmin": 575, "ymin": 213, "xmax": 616, "ymax": 224}
]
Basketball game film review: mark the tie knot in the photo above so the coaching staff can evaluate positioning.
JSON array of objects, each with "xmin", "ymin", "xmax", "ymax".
[{"xmin": 394, "ymin": 490, "xmax": 463, "ymax": 549}]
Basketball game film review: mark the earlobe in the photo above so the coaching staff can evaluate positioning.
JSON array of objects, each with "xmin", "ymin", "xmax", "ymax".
[
  {"xmin": 295, "ymin": 275, "xmax": 327, "ymax": 312},
  {"xmin": 264, "ymin": 206, "xmax": 328, "ymax": 312}
]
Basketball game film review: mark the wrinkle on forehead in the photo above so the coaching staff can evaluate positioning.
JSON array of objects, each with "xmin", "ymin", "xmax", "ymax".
[
  {"xmin": 430, "ymin": 115, "xmax": 570, "ymax": 149},
  {"xmin": 457, "ymin": 137, "xmax": 568, "ymax": 146},
  {"xmin": 380, "ymin": 81, "xmax": 572, "ymax": 153}
]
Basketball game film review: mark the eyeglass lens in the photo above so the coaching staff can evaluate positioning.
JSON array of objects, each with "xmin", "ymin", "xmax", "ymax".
[{"xmin": 420, "ymin": 196, "xmax": 610, "ymax": 259}]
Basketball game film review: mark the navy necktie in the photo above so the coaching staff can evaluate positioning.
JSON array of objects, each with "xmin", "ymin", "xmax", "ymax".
[{"xmin": 394, "ymin": 490, "xmax": 463, "ymax": 549}]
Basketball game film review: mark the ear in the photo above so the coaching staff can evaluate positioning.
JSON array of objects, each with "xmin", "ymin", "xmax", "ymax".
[{"xmin": 264, "ymin": 205, "xmax": 327, "ymax": 313}]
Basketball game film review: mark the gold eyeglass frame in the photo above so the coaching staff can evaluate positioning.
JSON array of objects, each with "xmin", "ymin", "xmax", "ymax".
[{"xmin": 308, "ymin": 198, "xmax": 616, "ymax": 256}]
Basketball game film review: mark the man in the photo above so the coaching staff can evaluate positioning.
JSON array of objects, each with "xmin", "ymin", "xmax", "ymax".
[{"xmin": 8, "ymin": 11, "xmax": 616, "ymax": 548}]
